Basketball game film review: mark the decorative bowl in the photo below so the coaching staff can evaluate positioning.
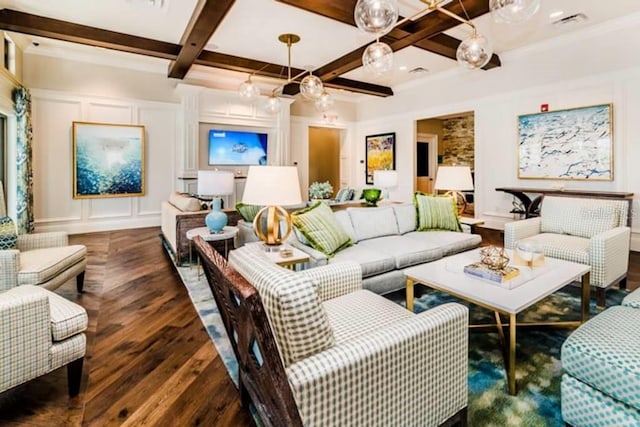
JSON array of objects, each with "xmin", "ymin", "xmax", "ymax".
[
  {"xmin": 479, "ymin": 246, "xmax": 510, "ymax": 270},
  {"xmin": 362, "ymin": 188, "xmax": 381, "ymax": 206}
]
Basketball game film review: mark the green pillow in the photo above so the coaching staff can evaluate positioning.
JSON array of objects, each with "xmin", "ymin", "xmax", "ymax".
[
  {"xmin": 235, "ymin": 202, "xmax": 262, "ymax": 222},
  {"xmin": 414, "ymin": 192, "xmax": 462, "ymax": 232},
  {"xmin": 0, "ymin": 216, "xmax": 17, "ymax": 249},
  {"xmin": 291, "ymin": 202, "xmax": 352, "ymax": 256}
]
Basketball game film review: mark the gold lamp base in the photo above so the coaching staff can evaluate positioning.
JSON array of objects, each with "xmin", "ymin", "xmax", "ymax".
[
  {"xmin": 445, "ymin": 190, "xmax": 467, "ymax": 216},
  {"xmin": 252, "ymin": 205, "xmax": 293, "ymax": 246}
]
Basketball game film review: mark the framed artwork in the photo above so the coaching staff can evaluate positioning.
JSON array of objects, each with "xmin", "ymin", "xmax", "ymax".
[
  {"xmin": 518, "ymin": 104, "xmax": 613, "ymax": 180},
  {"xmin": 365, "ymin": 132, "xmax": 396, "ymax": 184},
  {"xmin": 72, "ymin": 122, "xmax": 146, "ymax": 199}
]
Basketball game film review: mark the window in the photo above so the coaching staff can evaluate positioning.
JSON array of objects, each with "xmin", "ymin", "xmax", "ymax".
[{"xmin": 3, "ymin": 34, "xmax": 15, "ymax": 75}]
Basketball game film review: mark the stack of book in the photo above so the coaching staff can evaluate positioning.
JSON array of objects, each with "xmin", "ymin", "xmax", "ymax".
[{"xmin": 464, "ymin": 262, "xmax": 520, "ymax": 284}]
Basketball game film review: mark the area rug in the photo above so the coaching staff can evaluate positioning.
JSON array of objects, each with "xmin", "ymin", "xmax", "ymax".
[{"xmin": 174, "ymin": 261, "xmax": 627, "ymax": 427}]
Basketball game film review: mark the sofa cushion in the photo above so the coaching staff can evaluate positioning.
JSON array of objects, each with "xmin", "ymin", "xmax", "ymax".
[
  {"xmin": 333, "ymin": 211, "xmax": 357, "ymax": 243},
  {"xmin": 358, "ymin": 235, "xmax": 443, "ymax": 269},
  {"xmin": 18, "ymin": 245, "xmax": 87, "ymax": 286},
  {"xmin": 228, "ymin": 245, "xmax": 335, "ymax": 367},
  {"xmin": 329, "ymin": 245, "xmax": 395, "ymax": 278},
  {"xmin": 292, "ymin": 202, "xmax": 352, "ymax": 256},
  {"xmin": 0, "ymin": 216, "xmax": 17, "ymax": 249},
  {"xmin": 541, "ymin": 196, "xmax": 620, "ymax": 238},
  {"xmin": 516, "ymin": 233, "xmax": 589, "ymax": 265},
  {"xmin": 562, "ymin": 305, "xmax": 640, "ymax": 411},
  {"xmin": 169, "ymin": 191, "xmax": 202, "ymax": 212},
  {"xmin": 47, "ymin": 290, "xmax": 88, "ymax": 341},
  {"xmin": 393, "ymin": 203, "xmax": 417, "ymax": 234},
  {"xmin": 323, "ymin": 289, "xmax": 413, "ymax": 344},
  {"xmin": 414, "ymin": 193, "xmax": 461, "ymax": 232},
  {"xmin": 348, "ymin": 207, "xmax": 399, "ymax": 241},
  {"xmin": 235, "ymin": 202, "xmax": 262, "ymax": 222},
  {"xmin": 622, "ymin": 288, "xmax": 640, "ymax": 309},
  {"xmin": 405, "ymin": 231, "xmax": 482, "ymax": 257}
]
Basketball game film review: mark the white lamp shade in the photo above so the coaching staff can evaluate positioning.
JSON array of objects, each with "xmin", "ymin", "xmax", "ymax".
[
  {"xmin": 242, "ymin": 166, "xmax": 302, "ymax": 206},
  {"xmin": 434, "ymin": 166, "xmax": 474, "ymax": 191},
  {"xmin": 197, "ymin": 170, "xmax": 235, "ymax": 196},
  {"xmin": 373, "ymin": 170, "xmax": 398, "ymax": 188}
]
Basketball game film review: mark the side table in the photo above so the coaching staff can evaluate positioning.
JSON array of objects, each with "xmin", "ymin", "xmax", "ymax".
[
  {"xmin": 186, "ymin": 226, "xmax": 239, "ymax": 273},
  {"xmin": 248, "ymin": 243, "xmax": 310, "ymax": 270}
]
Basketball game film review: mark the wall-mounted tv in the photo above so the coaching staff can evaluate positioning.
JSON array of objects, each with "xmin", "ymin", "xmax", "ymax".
[{"xmin": 208, "ymin": 129, "xmax": 268, "ymax": 165}]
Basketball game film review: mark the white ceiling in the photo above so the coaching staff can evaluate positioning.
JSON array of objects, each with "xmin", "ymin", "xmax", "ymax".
[{"xmin": 2, "ymin": 0, "xmax": 640, "ymax": 99}]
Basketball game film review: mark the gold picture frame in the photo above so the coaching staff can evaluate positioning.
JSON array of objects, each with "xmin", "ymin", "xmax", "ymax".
[{"xmin": 72, "ymin": 121, "xmax": 146, "ymax": 199}]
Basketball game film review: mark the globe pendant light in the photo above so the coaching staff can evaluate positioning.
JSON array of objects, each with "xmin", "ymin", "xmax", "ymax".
[
  {"xmin": 264, "ymin": 94, "xmax": 282, "ymax": 114},
  {"xmin": 354, "ymin": 0, "xmax": 399, "ymax": 35},
  {"xmin": 456, "ymin": 32, "xmax": 492, "ymax": 69},
  {"xmin": 238, "ymin": 76, "xmax": 260, "ymax": 101},
  {"xmin": 489, "ymin": 0, "xmax": 541, "ymax": 24},
  {"xmin": 314, "ymin": 90, "xmax": 334, "ymax": 112},
  {"xmin": 362, "ymin": 40, "xmax": 393, "ymax": 75},
  {"xmin": 300, "ymin": 73, "xmax": 324, "ymax": 100}
]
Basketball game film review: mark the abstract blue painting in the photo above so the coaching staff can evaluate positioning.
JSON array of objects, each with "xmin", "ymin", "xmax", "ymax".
[
  {"xmin": 518, "ymin": 104, "xmax": 612, "ymax": 180},
  {"xmin": 73, "ymin": 122, "xmax": 145, "ymax": 198}
]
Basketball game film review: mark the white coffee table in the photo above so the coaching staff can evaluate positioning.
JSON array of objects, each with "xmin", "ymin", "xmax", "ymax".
[
  {"xmin": 404, "ymin": 248, "xmax": 591, "ymax": 395},
  {"xmin": 186, "ymin": 226, "xmax": 238, "ymax": 273}
]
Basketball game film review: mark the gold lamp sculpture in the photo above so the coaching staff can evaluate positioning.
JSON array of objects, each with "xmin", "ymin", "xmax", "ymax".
[
  {"xmin": 434, "ymin": 165, "xmax": 474, "ymax": 216},
  {"xmin": 241, "ymin": 166, "xmax": 302, "ymax": 247}
]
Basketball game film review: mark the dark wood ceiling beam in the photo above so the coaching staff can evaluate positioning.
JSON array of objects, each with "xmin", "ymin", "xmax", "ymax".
[
  {"xmin": 168, "ymin": 0, "xmax": 235, "ymax": 79},
  {"xmin": 0, "ymin": 9, "xmax": 180, "ymax": 59}
]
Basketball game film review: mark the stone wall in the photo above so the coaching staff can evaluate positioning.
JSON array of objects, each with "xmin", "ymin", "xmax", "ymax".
[{"xmin": 442, "ymin": 114, "xmax": 474, "ymax": 169}]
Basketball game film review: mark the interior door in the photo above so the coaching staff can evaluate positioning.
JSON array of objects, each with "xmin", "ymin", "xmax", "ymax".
[{"xmin": 416, "ymin": 134, "xmax": 437, "ymax": 194}]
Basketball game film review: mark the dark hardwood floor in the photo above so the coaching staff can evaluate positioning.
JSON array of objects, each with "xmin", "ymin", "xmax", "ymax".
[
  {"xmin": 0, "ymin": 226, "xmax": 637, "ymax": 426},
  {"xmin": 0, "ymin": 227, "xmax": 254, "ymax": 426}
]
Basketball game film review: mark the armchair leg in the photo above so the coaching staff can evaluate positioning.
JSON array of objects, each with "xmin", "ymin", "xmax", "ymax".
[
  {"xmin": 619, "ymin": 277, "xmax": 627, "ymax": 290},
  {"xmin": 67, "ymin": 357, "xmax": 84, "ymax": 397},
  {"xmin": 596, "ymin": 288, "xmax": 606, "ymax": 309},
  {"xmin": 76, "ymin": 271, "xmax": 85, "ymax": 293}
]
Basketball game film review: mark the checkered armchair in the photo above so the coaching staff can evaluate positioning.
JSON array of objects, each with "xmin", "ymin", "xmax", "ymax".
[
  {"xmin": 504, "ymin": 196, "xmax": 630, "ymax": 306},
  {"xmin": 0, "ymin": 181, "xmax": 87, "ymax": 293},
  {"xmin": 222, "ymin": 243, "xmax": 469, "ymax": 427},
  {"xmin": 0, "ymin": 285, "xmax": 88, "ymax": 396}
]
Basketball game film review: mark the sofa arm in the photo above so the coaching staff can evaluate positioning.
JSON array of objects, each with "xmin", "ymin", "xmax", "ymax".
[
  {"xmin": 0, "ymin": 285, "xmax": 52, "ymax": 393},
  {"xmin": 286, "ymin": 303, "xmax": 468, "ymax": 426},
  {"xmin": 589, "ymin": 226, "xmax": 631, "ymax": 288},
  {"xmin": 298, "ymin": 261, "xmax": 362, "ymax": 301},
  {"xmin": 17, "ymin": 231, "xmax": 68, "ymax": 251},
  {"xmin": 0, "ymin": 250, "xmax": 20, "ymax": 292},
  {"xmin": 504, "ymin": 217, "xmax": 541, "ymax": 249}
]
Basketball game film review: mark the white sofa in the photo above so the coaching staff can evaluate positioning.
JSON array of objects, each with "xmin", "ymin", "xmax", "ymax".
[
  {"xmin": 504, "ymin": 195, "xmax": 630, "ymax": 307},
  {"xmin": 290, "ymin": 203, "xmax": 482, "ymax": 295}
]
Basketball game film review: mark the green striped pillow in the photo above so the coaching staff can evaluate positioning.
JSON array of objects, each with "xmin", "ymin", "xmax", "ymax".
[
  {"xmin": 0, "ymin": 216, "xmax": 17, "ymax": 249},
  {"xmin": 414, "ymin": 193, "xmax": 462, "ymax": 232},
  {"xmin": 235, "ymin": 202, "xmax": 262, "ymax": 222},
  {"xmin": 291, "ymin": 202, "xmax": 352, "ymax": 256}
]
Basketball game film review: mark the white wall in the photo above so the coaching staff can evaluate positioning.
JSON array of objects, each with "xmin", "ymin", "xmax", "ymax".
[{"xmin": 356, "ymin": 13, "xmax": 640, "ymax": 249}]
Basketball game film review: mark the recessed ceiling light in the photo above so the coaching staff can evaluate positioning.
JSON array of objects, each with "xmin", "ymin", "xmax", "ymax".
[
  {"xmin": 399, "ymin": 65, "xmax": 407, "ymax": 71},
  {"xmin": 549, "ymin": 10, "xmax": 564, "ymax": 19}
]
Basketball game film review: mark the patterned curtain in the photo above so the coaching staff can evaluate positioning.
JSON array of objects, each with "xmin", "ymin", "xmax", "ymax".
[{"xmin": 12, "ymin": 86, "xmax": 34, "ymax": 233}]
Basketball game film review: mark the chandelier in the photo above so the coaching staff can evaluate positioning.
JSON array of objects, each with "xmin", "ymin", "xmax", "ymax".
[
  {"xmin": 237, "ymin": 33, "xmax": 332, "ymax": 114},
  {"xmin": 355, "ymin": 0, "xmax": 540, "ymax": 72}
]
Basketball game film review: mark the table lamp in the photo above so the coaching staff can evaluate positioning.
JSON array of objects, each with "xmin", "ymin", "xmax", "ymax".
[
  {"xmin": 197, "ymin": 170, "xmax": 235, "ymax": 233},
  {"xmin": 373, "ymin": 170, "xmax": 398, "ymax": 201},
  {"xmin": 434, "ymin": 165, "xmax": 474, "ymax": 216},
  {"xmin": 242, "ymin": 166, "xmax": 302, "ymax": 247}
]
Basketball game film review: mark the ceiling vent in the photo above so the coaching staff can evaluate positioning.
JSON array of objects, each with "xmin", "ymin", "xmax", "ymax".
[
  {"xmin": 409, "ymin": 66, "xmax": 429, "ymax": 74},
  {"xmin": 552, "ymin": 13, "xmax": 588, "ymax": 27}
]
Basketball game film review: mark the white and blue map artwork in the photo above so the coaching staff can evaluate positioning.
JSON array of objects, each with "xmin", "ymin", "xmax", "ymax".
[{"xmin": 518, "ymin": 104, "xmax": 612, "ymax": 180}]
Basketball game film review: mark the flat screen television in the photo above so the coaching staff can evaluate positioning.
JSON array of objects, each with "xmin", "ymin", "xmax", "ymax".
[{"xmin": 208, "ymin": 129, "xmax": 268, "ymax": 165}]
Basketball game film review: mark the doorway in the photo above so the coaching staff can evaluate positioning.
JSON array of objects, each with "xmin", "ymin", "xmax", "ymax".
[
  {"xmin": 308, "ymin": 127, "xmax": 340, "ymax": 198},
  {"xmin": 416, "ymin": 133, "xmax": 437, "ymax": 194}
]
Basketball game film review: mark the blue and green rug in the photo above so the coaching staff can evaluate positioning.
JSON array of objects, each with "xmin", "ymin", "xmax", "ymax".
[{"xmin": 174, "ymin": 262, "xmax": 627, "ymax": 427}]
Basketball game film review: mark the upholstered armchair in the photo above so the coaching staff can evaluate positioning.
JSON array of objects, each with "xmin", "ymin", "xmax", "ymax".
[
  {"xmin": 504, "ymin": 196, "xmax": 630, "ymax": 307},
  {"xmin": 0, "ymin": 181, "xmax": 87, "ymax": 293},
  {"xmin": 0, "ymin": 285, "xmax": 88, "ymax": 396},
  {"xmin": 197, "ymin": 238, "xmax": 469, "ymax": 427}
]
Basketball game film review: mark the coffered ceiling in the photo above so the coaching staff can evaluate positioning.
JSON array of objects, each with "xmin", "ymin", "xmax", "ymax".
[{"xmin": 1, "ymin": 0, "xmax": 639, "ymax": 100}]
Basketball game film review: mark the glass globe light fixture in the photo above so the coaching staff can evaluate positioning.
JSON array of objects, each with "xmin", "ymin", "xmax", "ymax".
[
  {"xmin": 238, "ymin": 76, "xmax": 260, "ymax": 101},
  {"xmin": 300, "ymin": 74, "xmax": 324, "ymax": 100},
  {"xmin": 456, "ymin": 32, "xmax": 492, "ymax": 69},
  {"xmin": 362, "ymin": 41, "xmax": 393, "ymax": 75},
  {"xmin": 263, "ymin": 94, "xmax": 281, "ymax": 115},
  {"xmin": 489, "ymin": 0, "xmax": 541, "ymax": 24},
  {"xmin": 314, "ymin": 90, "xmax": 334, "ymax": 112},
  {"xmin": 354, "ymin": 0, "xmax": 399, "ymax": 35}
]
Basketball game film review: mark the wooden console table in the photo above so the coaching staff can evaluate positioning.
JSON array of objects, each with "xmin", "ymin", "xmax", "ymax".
[{"xmin": 495, "ymin": 187, "xmax": 634, "ymax": 226}]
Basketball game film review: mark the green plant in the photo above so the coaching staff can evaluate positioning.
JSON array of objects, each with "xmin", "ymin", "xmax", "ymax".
[{"xmin": 308, "ymin": 181, "xmax": 333, "ymax": 199}]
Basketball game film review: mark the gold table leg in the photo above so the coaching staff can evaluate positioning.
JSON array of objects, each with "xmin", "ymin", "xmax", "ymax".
[
  {"xmin": 508, "ymin": 313, "xmax": 517, "ymax": 395},
  {"xmin": 406, "ymin": 278, "xmax": 414, "ymax": 312},
  {"xmin": 581, "ymin": 272, "xmax": 591, "ymax": 323}
]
